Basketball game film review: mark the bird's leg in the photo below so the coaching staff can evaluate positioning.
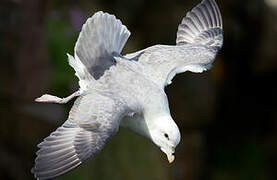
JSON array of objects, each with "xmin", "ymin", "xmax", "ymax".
[{"xmin": 35, "ymin": 91, "xmax": 81, "ymax": 104}]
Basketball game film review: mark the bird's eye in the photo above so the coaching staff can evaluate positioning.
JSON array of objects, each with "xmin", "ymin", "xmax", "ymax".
[{"xmin": 164, "ymin": 133, "xmax": 169, "ymax": 140}]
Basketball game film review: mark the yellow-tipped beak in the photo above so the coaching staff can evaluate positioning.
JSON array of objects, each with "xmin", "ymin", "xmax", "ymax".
[
  {"xmin": 161, "ymin": 147, "xmax": 175, "ymax": 163},
  {"xmin": 167, "ymin": 153, "xmax": 175, "ymax": 163}
]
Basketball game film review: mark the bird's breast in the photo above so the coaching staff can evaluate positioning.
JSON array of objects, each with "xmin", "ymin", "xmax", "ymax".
[{"xmin": 120, "ymin": 113, "xmax": 151, "ymax": 138}]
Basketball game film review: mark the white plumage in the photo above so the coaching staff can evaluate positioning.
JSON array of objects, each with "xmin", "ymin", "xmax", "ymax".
[{"xmin": 33, "ymin": 0, "xmax": 223, "ymax": 179}]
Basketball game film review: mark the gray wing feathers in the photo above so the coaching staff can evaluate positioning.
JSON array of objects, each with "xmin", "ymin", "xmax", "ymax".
[
  {"xmin": 74, "ymin": 11, "xmax": 130, "ymax": 79},
  {"xmin": 176, "ymin": 0, "xmax": 223, "ymax": 48},
  {"xmin": 32, "ymin": 93, "xmax": 125, "ymax": 179},
  {"xmin": 32, "ymin": 121, "xmax": 81, "ymax": 180}
]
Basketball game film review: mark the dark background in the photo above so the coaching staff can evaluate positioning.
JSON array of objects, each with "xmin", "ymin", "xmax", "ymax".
[{"xmin": 1, "ymin": 0, "xmax": 277, "ymax": 179}]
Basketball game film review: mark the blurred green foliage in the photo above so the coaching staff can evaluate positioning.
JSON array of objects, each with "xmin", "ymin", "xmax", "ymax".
[{"xmin": 46, "ymin": 14, "xmax": 77, "ymax": 94}]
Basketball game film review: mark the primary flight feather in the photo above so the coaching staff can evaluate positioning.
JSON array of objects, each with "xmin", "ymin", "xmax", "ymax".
[{"xmin": 32, "ymin": 0, "xmax": 223, "ymax": 179}]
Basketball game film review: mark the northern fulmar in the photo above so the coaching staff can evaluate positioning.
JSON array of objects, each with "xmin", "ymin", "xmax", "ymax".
[{"xmin": 32, "ymin": 0, "xmax": 223, "ymax": 179}]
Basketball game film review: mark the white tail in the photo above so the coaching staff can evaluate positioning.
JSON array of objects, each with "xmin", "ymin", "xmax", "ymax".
[{"xmin": 73, "ymin": 11, "xmax": 131, "ymax": 80}]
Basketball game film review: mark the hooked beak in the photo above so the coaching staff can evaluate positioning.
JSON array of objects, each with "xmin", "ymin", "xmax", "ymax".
[
  {"xmin": 161, "ymin": 147, "xmax": 175, "ymax": 163},
  {"xmin": 167, "ymin": 153, "xmax": 175, "ymax": 163}
]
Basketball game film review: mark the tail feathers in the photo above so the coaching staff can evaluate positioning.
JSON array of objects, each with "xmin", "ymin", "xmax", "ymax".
[
  {"xmin": 67, "ymin": 53, "xmax": 94, "ymax": 91},
  {"xmin": 74, "ymin": 11, "xmax": 131, "ymax": 79},
  {"xmin": 176, "ymin": 0, "xmax": 223, "ymax": 49}
]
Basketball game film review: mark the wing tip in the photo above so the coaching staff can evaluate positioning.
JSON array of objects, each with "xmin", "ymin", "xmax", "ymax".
[{"xmin": 176, "ymin": 0, "xmax": 223, "ymax": 47}]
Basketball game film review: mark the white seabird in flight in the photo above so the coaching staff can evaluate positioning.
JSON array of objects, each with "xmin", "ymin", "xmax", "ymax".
[{"xmin": 32, "ymin": 0, "xmax": 223, "ymax": 179}]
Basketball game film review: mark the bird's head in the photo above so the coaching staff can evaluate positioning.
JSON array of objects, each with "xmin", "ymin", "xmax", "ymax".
[{"xmin": 147, "ymin": 115, "xmax": 181, "ymax": 163}]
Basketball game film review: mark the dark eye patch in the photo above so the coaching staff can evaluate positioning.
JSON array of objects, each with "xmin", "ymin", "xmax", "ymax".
[{"xmin": 164, "ymin": 133, "xmax": 169, "ymax": 139}]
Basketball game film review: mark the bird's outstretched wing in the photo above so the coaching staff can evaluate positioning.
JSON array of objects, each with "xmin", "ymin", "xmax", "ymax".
[
  {"xmin": 32, "ymin": 92, "xmax": 127, "ymax": 180},
  {"xmin": 127, "ymin": 0, "xmax": 223, "ymax": 87},
  {"xmin": 69, "ymin": 11, "xmax": 130, "ymax": 83}
]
